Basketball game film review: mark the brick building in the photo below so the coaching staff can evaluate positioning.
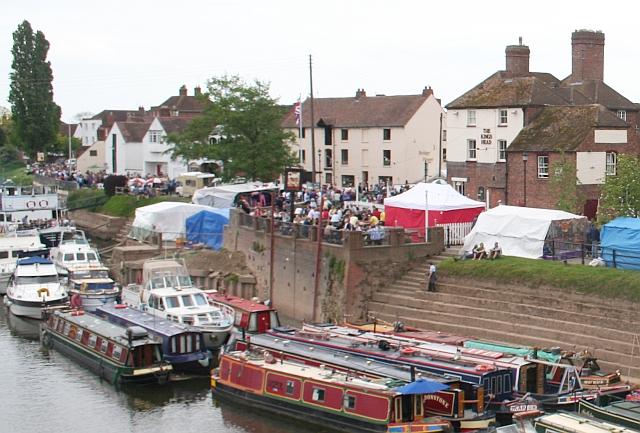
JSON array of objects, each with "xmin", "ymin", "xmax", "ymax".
[{"xmin": 446, "ymin": 30, "xmax": 639, "ymax": 219}]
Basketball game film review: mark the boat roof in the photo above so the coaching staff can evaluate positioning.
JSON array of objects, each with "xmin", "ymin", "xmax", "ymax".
[
  {"xmin": 209, "ymin": 293, "xmax": 276, "ymax": 313},
  {"xmin": 50, "ymin": 310, "xmax": 161, "ymax": 348},
  {"xmin": 18, "ymin": 256, "xmax": 53, "ymax": 265},
  {"xmin": 0, "ymin": 234, "xmax": 45, "ymax": 249},
  {"xmin": 535, "ymin": 412, "xmax": 640, "ymax": 433},
  {"xmin": 96, "ymin": 304, "xmax": 200, "ymax": 338}
]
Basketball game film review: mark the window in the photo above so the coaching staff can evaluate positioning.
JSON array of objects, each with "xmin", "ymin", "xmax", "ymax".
[
  {"xmin": 298, "ymin": 149, "xmax": 306, "ymax": 163},
  {"xmin": 311, "ymin": 387, "xmax": 326, "ymax": 402},
  {"xmin": 149, "ymin": 131, "xmax": 163, "ymax": 143},
  {"xmin": 499, "ymin": 109, "xmax": 508, "ymax": 125},
  {"xmin": 343, "ymin": 395, "xmax": 356, "ymax": 410},
  {"xmin": 442, "ymin": 148, "xmax": 447, "ymax": 161},
  {"xmin": 324, "ymin": 149, "xmax": 332, "ymax": 168},
  {"xmin": 100, "ymin": 339, "xmax": 108, "ymax": 354},
  {"xmin": 341, "ymin": 175, "xmax": 354, "ymax": 187},
  {"xmin": 75, "ymin": 328, "xmax": 83, "ymax": 342},
  {"xmin": 498, "ymin": 139, "xmax": 507, "ymax": 161},
  {"xmin": 324, "ymin": 127, "xmax": 332, "ymax": 146},
  {"xmin": 538, "ymin": 155, "xmax": 549, "ymax": 178},
  {"xmin": 341, "ymin": 129, "xmax": 348, "ymax": 140},
  {"xmin": 478, "ymin": 186, "xmax": 485, "ymax": 200},
  {"xmin": 383, "ymin": 129, "xmax": 391, "ymax": 141},
  {"xmin": 209, "ymin": 136, "xmax": 217, "ymax": 145},
  {"xmin": 617, "ymin": 110, "xmax": 627, "ymax": 121},
  {"xmin": 325, "ymin": 173, "xmax": 332, "ymax": 184},
  {"xmin": 383, "ymin": 150, "xmax": 391, "ymax": 166},
  {"xmin": 468, "ymin": 110, "xmax": 476, "ymax": 126},
  {"xmin": 341, "ymin": 149, "xmax": 348, "ymax": 165},
  {"xmin": 454, "ymin": 181, "xmax": 466, "ymax": 196},
  {"xmin": 112, "ymin": 346, "xmax": 122, "ymax": 361},
  {"xmin": 467, "ymin": 139, "xmax": 477, "ymax": 160},
  {"xmin": 63, "ymin": 323, "xmax": 71, "ymax": 335},
  {"xmin": 286, "ymin": 380, "xmax": 295, "ymax": 395},
  {"xmin": 442, "ymin": 130, "xmax": 447, "ymax": 141},
  {"xmin": 299, "ymin": 127, "xmax": 306, "ymax": 138},
  {"xmin": 90, "ymin": 150, "xmax": 97, "ymax": 157},
  {"xmin": 88, "ymin": 334, "xmax": 97, "ymax": 348},
  {"xmin": 606, "ymin": 152, "xmax": 617, "ymax": 175}
]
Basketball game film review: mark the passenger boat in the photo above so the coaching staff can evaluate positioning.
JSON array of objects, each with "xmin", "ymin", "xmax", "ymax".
[
  {"xmin": 241, "ymin": 333, "xmax": 495, "ymax": 431},
  {"xmin": 0, "ymin": 231, "xmax": 48, "ymax": 295},
  {"xmin": 95, "ymin": 303, "xmax": 214, "ymax": 376},
  {"xmin": 65, "ymin": 266, "xmax": 120, "ymax": 311},
  {"xmin": 206, "ymin": 292, "xmax": 281, "ymax": 337},
  {"xmin": 533, "ymin": 411, "xmax": 640, "ymax": 433},
  {"xmin": 41, "ymin": 308, "xmax": 172, "ymax": 386},
  {"xmin": 4, "ymin": 256, "xmax": 68, "ymax": 319},
  {"xmin": 121, "ymin": 259, "xmax": 234, "ymax": 354},
  {"xmin": 49, "ymin": 231, "xmax": 102, "ymax": 277},
  {"xmin": 578, "ymin": 399, "xmax": 640, "ymax": 430},
  {"xmin": 213, "ymin": 349, "xmax": 455, "ymax": 433}
]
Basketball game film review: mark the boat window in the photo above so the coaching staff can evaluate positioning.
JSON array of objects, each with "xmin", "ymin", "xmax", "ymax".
[
  {"xmin": 166, "ymin": 297, "xmax": 180, "ymax": 309},
  {"xmin": 64, "ymin": 253, "xmax": 74, "ymax": 261},
  {"xmin": 150, "ymin": 278, "xmax": 164, "ymax": 289},
  {"xmin": 86, "ymin": 253, "xmax": 97, "ymax": 261},
  {"xmin": 75, "ymin": 328, "xmax": 83, "ymax": 342},
  {"xmin": 170, "ymin": 336, "xmax": 177, "ymax": 354},
  {"xmin": 182, "ymin": 295, "xmax": 195, "ymax": 307},
  {"xmin": 269, "ymin": 311, "xmax": 281, "ymax": 328},
  {"xmin": 343, "ymin": 395, "xmax": 356, "ymax": 410},
  {"xmin": 504, "ymin": 375, "xmax": 512, "ymax": 393},
  {"xmin": 286, "ymin": 380, "xmax": 295, "ymax": 395},
  {"xmin": 183, "ymin": 317, "xmax": 195, "ymax": 325},
  {"xmin": 76, "ymin": 253, "xmax": 86, "ymax": 261},
  {"xmin": 16, "ymin": 275, "xmax": 59, "ymax": 285},
  {"xmin": 52, "ymin": 317, "xmax": 59, "ymax": 328},
  {"xmin": 179, "ymin": 335, "xmax": 186, "ymax": 354},
  {"xmin": 93, "ymin": 270, "xmax": 109, "ymax": 278},
  {"xmin": 100, "ymin": 339, "xmax": 108, "ymax": 354},
  {"xmin": 88, "ymin": 334, "xmax": 97, "ymax": 348},
  {"xmin": 194, "ymin": 334, "xmax": 201, "ymax": 350},
  {"xmin": 248, "ymin": 313, "xmax": 258, "ymax": 333},
  {"xmin": 63, "ymin": 322, "xmax": 71, "ymax": 335},
  {"xmin": 177, "ymin": 275, "xmax": 191, "ymax": 288},
  {"xmin": 112, "ymin": 346, "xmax": 122, "ymax": 361},
  {"xmin": 496, "ymin": 375, "xmax": 503, "ymax": 395},
  {"xmin": 186, "ymin": 334, "xmax": 193, "ymax": 353},
  {"xmin": 193, "ymin": 294, "xmax": 208, "ymax": 306},
  {"xmin": 311, "ymin": 387, "xmax": 325, "ymax": 402}
]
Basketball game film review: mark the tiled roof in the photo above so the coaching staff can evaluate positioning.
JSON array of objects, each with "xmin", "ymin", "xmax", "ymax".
[
  {"xmin": 281, "ymin": 94, "xmax": 430, "ymax": 128},
  {"xmin": 90, "ymin": 110, "xmax": 140, "ymax": 126},
  {"xmin": 157, "ymin": 117, "xmax": 190, "ymax": 135},
  {"xmin": 59, "ymin": 122, "xmax": 78, "ymax": 136},
  {"xmin": 119, "ymin": 121, "xmax": 152, "ymax": 143},
  {"xmin": 508, "ymin": 105, "xmax": 629, "ymax": 152},
  {"xmin": 150, "ymin": 95, "xmax": 209, "ymax": 113},
  {"xmin": 446, "ymin": 72, "xmax": 569, "ymax": 109},
  {"xmin": 559, "ymin": 80, "xmax": 637, "ymax": 110}
]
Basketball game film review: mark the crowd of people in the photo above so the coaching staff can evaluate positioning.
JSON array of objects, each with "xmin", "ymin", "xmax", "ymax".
[{"xmin": 29, "ymin": 162, "xmax": 108, "ymax": 188}]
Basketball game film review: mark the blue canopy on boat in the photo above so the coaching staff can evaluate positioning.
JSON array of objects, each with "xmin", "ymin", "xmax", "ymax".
[
  {"xmin": 185, "ymin": 209, "xmax": 230, "ymax": 250},
  {"xmin": 601, "ymin": 217, "xmax": 640, "ymax": 270},
  {"xmin": 394, "ymin": 378, "xmax": 448, "ymax": 395},
  {"xmin": 18, "ymin": 256, "xmax": 53, "ymax": 265}
]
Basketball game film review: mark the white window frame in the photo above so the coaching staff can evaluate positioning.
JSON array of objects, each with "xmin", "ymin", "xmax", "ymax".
[
  {"xmin": 538, "ymin": 155, "xmax": 549, "ymax": 178},
  {"xmin": 149, "ymin": 131, "xmax": 163, "ymax": 143},
  {"xmin": 467, "ymin": 139, "xmax": 477, "ymax": 160},
  {"xmin": 467, "ymin": 110, "xmax": 476, "ymax": 126},
  {"xmin": 606, "ymin": 152, "xmax": 617, "ymax": 175},
  {"xmin": 498, "ymin": 139, "xmax": 507, "ymax": 161},
  {"xmin": 299, "ymin": 149, "xmax": 306, "ymax": 164},
  {"xmin": 341, "ymin": 149, "xmax": 348, "ymax": 165},
  {"xmin": 499, "ymin": 109, "xmax": 508, "ymax": 125},
  {"xmin": 617, "ymin": 110, "xmax": 627, "ymax": 121}
]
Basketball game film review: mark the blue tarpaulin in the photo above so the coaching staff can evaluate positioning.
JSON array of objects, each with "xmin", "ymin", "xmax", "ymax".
[
  {"xmin": 185, "ymin": 209, "xmax": 230, "ymax": 250},
  {"xmin": 601, "ymin": 217, "xmax": 640, "ymax": 270}
]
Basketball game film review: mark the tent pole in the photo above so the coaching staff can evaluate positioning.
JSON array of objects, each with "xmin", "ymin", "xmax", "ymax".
[{"xmin": 425, "ymin": 189, "xmax": 429, "ymax": 243}]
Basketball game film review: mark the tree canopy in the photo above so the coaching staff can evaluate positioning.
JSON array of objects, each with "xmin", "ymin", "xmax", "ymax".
[
  {"xmin": 166, "ymin": 74, "xmax": 297, "ymax": 181},
  {"xmin": 9, "ymin": 20, "xmax": 61, "ymax": 160},
  {"xmin": 597, "ymin": 153, "xmax": 640, "ymax": 224}
]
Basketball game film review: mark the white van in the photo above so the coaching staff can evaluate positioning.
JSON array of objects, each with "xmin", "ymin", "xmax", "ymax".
[{"xmin": 176, "ymin": 173, "xmax": 217, "ymax": 197}]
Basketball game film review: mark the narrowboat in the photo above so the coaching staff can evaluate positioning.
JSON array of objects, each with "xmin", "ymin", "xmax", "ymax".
[
  {"xmin": 41, "ymin": 308, "xmax": 172, "ymax": 386},
  {"xmin": 65, "ymin": 265, "xmax": 120, "ymax": 311},
  {"xmin": 533, "ymin": 411, "xmax": 640, "ymax": 433},
  {"xmin": 212, "ymin": 349, "xmax": 455, "ymax": 433},
  {"xmin": 578, "ymin": 399, "xmax": 640, "ymax": 430},
  {"xmin": 95, "ymin": 303, "xmax": 214, "ymax": 376},
  {"xmin": 207, "ymin": 292, "xmax": 280, "ymax": 337},
  {"xmin": 4, "ymin": 256, "xmax": 68, "ymax": 319},
  {"xmin": 121, "ymin": 259, "xmax": 234, "ymax": 354}
]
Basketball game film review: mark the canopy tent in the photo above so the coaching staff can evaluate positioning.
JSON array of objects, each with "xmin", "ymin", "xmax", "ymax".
[
  {"xmin": 601, "ymin": 217, "xmax": 640, "ymax": 270},
  {"xmin": 383, "ymin": 183, "xmax": 485, "ymax": 228},
  {"xmin": 462, "ymin": 205, "xmax": 587, "ymax": 259},
  {"xmin": 130, "ymin": 202, "xmax": 231, "ymax": 242},
  {"xmin": 192, "ymin": 182, "xmax": 281, "ymax": 208},
  {"xmin": 185, "ymin": 210, "xmax": 229, "ymax": 250}
]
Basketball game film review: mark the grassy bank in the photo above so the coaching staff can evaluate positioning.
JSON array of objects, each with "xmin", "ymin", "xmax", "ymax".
[{"xmin": 438, "ymin": 256, "xmax": 640, "ymax": 302}]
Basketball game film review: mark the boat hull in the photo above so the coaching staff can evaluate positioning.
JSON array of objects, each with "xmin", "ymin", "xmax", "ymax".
[
  {"xmin": 70, "ymin": 290, "xmax": 119, "ymax": 312},
  {"xmin": 5, "ymin": 296, "xmax": 68, "ymax": 319}
]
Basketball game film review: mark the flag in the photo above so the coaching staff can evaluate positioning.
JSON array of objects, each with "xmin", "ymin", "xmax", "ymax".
[{"xmin": 294, "ymin": 97, "xmax": 302, "ymax": 125}]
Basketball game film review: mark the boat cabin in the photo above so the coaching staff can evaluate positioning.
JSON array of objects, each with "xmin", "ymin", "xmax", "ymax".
[
  {"xmin": 208, "ymin": 293, "xmax": 280, "ymax": 335},
  {"xmin": 66, "ymin": 266, "xmax": 115, "ymax": 291}
]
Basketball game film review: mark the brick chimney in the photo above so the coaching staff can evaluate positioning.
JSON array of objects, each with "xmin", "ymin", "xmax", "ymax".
[
  {"xmin": 179, "ymin": 85, "xmax": 188, "ymax": 96},
  {"xmin": 355, "ymin": 88, "xmax": 367, "ymax": 100},
  {"xmin": 505, "ymin": 37, "xmax": 530, "ymax": 78},
  {"xmin": 422, "ymin": 86, "xmax": 434, "ymax": 97},
  {"xmin": 571, "ymin": 29, "xmax": 605, "ymax": 82},
  {"xmin": 194, "ymin": 86, "xmax": 202, "ymax": 96}
]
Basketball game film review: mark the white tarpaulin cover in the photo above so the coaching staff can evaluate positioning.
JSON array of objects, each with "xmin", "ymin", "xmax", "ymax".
[
  {"xmin": 384, "ymin": 183, "xmax": 485, "ymax": 211},
  {"xmin": 192, "ymin": 182, "xmax": 280, "ymax": 208},
  {"xmin": 130, "ymin": 202, "xmax": 231, "ymax": 241},
  {"xmin": 462, "ymin": 205, "xmax": 586, "ymax": 259}
]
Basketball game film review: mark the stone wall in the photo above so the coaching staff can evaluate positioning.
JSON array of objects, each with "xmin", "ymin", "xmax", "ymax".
[{"xmin": 70, "ymin": 210, "xmax": 127, "ymax": 241}]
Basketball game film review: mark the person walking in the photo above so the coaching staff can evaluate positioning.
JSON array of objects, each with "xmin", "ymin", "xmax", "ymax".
[
  {"xmin": 427, "ymin": 262, "xmax": 437, "ymax": 292},
  {"xmin": 588, "ymin": 223, "xmax": 600, "ymax": 258}
]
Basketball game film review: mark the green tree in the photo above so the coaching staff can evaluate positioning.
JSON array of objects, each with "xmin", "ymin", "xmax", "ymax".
[
  {"xmin": 597, "ymin": 153, "xmax": 640, "ymax": 224},
  {"xmin": 166, "ymin": 74, "xmax": 297, "ymax": 181},
  {"xmin": 549, "ymin": 151, "xmax": 585, "ymax": 214},
  {"xmin": 9, "ymin": 20, "xmax": 61, "ymax": 160}
]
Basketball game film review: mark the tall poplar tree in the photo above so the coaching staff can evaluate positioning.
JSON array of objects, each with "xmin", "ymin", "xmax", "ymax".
[{"xmin": 9, "ymin": 20, "xmax": 61, "ymax": 159}]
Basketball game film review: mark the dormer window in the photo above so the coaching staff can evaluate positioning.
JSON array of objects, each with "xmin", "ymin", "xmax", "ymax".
[{"xmin": 617, "ymin": 110, "xmax": 627, "ymax": 121}]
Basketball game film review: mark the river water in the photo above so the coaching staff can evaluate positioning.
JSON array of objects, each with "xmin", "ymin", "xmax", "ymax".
[{"xmin": 0, "ymin": 305, "xmax": 337, "ymax": 433}]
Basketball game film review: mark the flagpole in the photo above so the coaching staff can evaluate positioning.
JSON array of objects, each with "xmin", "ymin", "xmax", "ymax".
[
  {"xmin": 309, "ymin": 55, "xmax": 317, "ymax": 185},
  {"xmin": 298, "ymin": 93, "xmax": 303, "ymax": 139}
]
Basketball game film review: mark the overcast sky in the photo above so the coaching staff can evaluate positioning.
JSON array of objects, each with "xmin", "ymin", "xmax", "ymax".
[{"xmin": 2, "ymin": 1, "xmax": 640, "ymax": 122}]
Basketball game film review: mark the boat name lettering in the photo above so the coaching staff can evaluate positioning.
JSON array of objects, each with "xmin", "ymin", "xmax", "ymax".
[
  {"xmin": 509, "ymin": 404, "xmax": 539, "ymax": 413},
  {"xmin": 581, "ymin": 379, "xmax": 608, "ymax": 385},
  {"xmin": 424, "ymin": 394, "xmax": 450, "ymax": 408},
  {"xmin": 267, "ymin": 379, "xmax": 283, "ymax": 391}
]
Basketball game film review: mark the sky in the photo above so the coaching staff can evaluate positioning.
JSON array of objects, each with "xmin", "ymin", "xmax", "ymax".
[{"xmin": 2, "ymin": 1, "xmax": 640, "ymax": 122}]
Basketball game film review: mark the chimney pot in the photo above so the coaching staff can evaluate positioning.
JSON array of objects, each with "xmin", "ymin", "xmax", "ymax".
[
  {"xmin": 194, "ymin": 86, "xmax": 202, "ymax": 96},
  {"xmin": 422, "ymin": 86, "xmax": 434, "ymax": 97},
  {"xmin": 571, "ymin": 29, "xmax": 605, "ymax": 83},
  {"xmin": 355, "ymin": 89, "xmax": 367, "ymax": 99},
  {"xmin": 179, "ymin": 85, "xmax": 187, "ymax": 96}
]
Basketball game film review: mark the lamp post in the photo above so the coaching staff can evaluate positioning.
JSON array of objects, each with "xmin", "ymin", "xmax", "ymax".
[
  {"xmin": 522, "ymin": 152, "xmax": 528, "ymax": 207},
  {"xmin": 317, "ymin": 149, "xmax": 322, "ymax": 186}
]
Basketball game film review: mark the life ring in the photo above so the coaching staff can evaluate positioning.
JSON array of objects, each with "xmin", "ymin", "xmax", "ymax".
[
  {"xmin": 26, "ymin": 200, "xmax": 36, "ymax": 208},
  {"xmin": 39, "ymin": 200, "xmax": 49, "ymax": 207},
  {"xmin": 71, "ymin": 310, "xmax": 84, "ymax": 316},
  {"xmin": 37, "ymin": 288, "xmax": 50, "ymax": 297},
  {"xmin": 475, "ymin": 364, "xmax": 494, "ymax": 371},
  {"xmin": 400, "ymin": 347, "xmax": 418, "ymax": 356}
]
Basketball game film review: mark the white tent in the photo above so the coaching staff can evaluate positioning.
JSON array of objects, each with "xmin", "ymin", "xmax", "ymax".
[
  {"xmin": 130, "ymin": 202, "xmax": 231, "ymax": 242},
  {"xmin": 462, "ymin": 205, "xmax": 586, "ymax": 259},
  {"xmin": 192, "ymin": 182, "xmax": 280, "ymax": 208}
]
